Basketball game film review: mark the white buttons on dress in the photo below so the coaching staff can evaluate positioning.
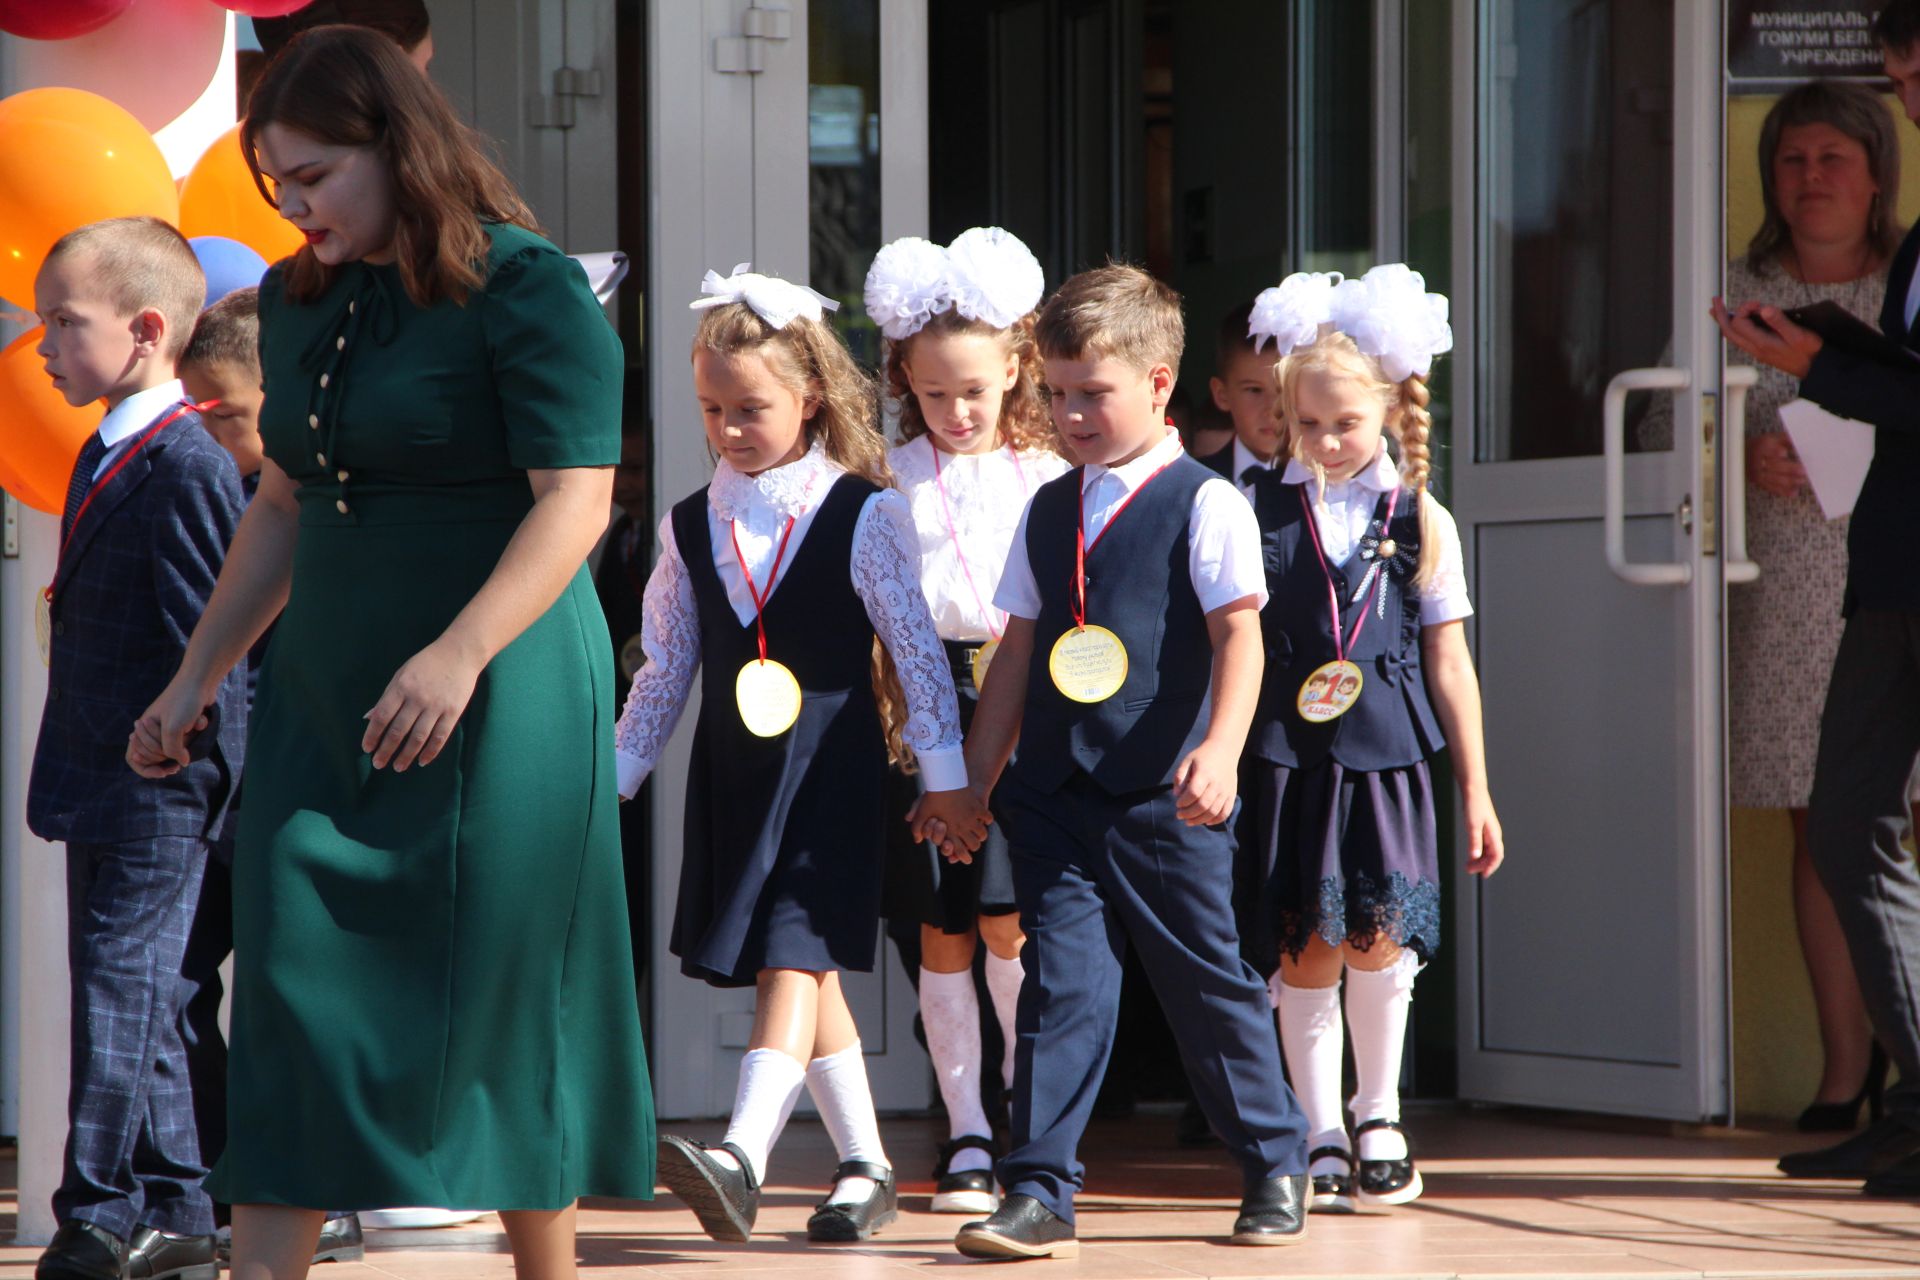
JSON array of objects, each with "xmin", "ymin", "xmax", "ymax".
[
  {"xmin": 336, "ymin": 470, "xmax": 348, "ymax": 483},
  {"xmin": 336, "ymin": 499, "xmax": 350, "ymax": 514},
  {"xmin": 348, "ymin": 301, "xmax": 356, "ymax": 314},
  {"xmin": 320, "ymin": 373, "xmax": 330, "ymax": 388},
  {"xmin": 317, "ymin": 452, "xmax": 327, "ymax": 467},
  {"xmin": 308, "ymin": 413, "xmax": 319, "ymax": 429},
  {"xmin": 336, "ymin": 336, "xmax": 345, "ymax": 351}
]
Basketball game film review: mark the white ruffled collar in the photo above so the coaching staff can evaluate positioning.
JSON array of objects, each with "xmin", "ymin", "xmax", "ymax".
[
  {"xmin": 1280, "ymin": 445, "xmax": 1398, "ymax": 497},
  {"xmin": 709, "ymin": 440, "xmax": 843, "ymax": 522}
]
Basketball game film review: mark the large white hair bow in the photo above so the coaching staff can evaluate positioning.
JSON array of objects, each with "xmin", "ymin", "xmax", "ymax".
[
  {"xmin": 863, "ymin": 226, "xmax": 1045, "ymax": 340},
  {"xmin": 690, "ymin": 263, "xmax": 839, "ymax": 330},
  {"xmin": 1329, "ymin": 264, "xmax": 1452, "ymax": 382},
  {"xmin": 1247, "ymin": 271, "xmax": 1343, "ymax": 354}
]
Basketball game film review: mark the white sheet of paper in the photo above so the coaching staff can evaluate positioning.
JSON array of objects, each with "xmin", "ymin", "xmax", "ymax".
[{"xmin": 1777, "ymin": 398, "xmax": 1875, "ymax": 521}]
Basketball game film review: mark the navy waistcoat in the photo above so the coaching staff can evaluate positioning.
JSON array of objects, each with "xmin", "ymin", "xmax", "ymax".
[
  {"xmin": 1011, "ymin": 455, "xmax": 1215, "ymax": 796},
  {"xmin": 1249, "ymin": 476, "xmax": 1445, "ymax": 771}
]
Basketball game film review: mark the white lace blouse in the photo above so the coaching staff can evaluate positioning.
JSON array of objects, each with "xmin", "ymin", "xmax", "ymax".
[
  {"xmin": 614, "ymin": 442, "xmax": 967, "ymax": 797},
  {"xmin": 1279, "ymin": 448, "xmax": 1473, "ymax": 626},
  {"xmin": 888, "ymin": 435, "xmax": 1071, "ymax": 643}
]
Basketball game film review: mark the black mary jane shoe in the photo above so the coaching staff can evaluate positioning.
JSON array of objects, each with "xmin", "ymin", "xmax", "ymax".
[
  {"xmin": 312, "ymin": 1213, "xmax": 366, "ymax": 1265},
  {"xmin": 122, "ymin": 1228, "xmax": 218, "ymax": 1280},
  {"xmin": 1355, "ymin": 1118, "xmax": 1424, "ymax": 1207},
  {"xmin": 931, "ymin": 1135, "xmax": 1000, "ymax": 1214},
  {"xmin": 1799, "ymin": 1043, "xmax": 1890, "ymax": 1134},
  {"xmin": 1230, "ymin": 1173, "xmax": 1309, "ymax": 1245},
  {"xmin": 35, "ymin": 1220, "xmax": 127, "ymax": 1280},
  {"xmin": 806, "ymin": 1160, "xmax": 899, "ymax": 1242},
  {"xmin": 657, "ymin": 1134, "xmax": 761, "ymax": 1242},
  {"xmin": 1308, "ymin": 1143, "xmax": 1357, "ymax": 1215},
  {"xmin": 955, "ymin": 1193, "xmax": 1079, "ymax": 1260}
]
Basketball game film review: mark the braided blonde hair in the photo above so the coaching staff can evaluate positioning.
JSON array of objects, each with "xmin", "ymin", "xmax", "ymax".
[
  {"xmin": 1271, "ymin": 331, "xmax": 1443, "ymax": 589},
  {"xmin": 692, "ymin": 304, "xmax": 917, "ymax": 767}
]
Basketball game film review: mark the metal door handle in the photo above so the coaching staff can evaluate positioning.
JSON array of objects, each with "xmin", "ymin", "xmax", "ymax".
[
  {"xmin": 1721, "ymin": 365, "xmax": 1761, "ymax": 584},
  {"xmin": 1603, "ymin": 367, "xmax": 1693, "ymax": 586}
]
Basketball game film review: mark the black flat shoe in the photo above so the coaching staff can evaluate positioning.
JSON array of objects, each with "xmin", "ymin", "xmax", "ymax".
[
  {"xmin": 1799, "ymin": 1043, "xmax": 1889, "ymax": 1133},
  {"xmin": 312, "ymin": 1213, "xmax": 365, "ymax": 1264},
  {"xmin": 931, "ymin": 1135, "xmax": 1000, "ymax": 1214},
  {"xmin": 657, "ymin": 1134, "xmax": 761, "ymax": 1242},
  {"xmin": 1355, "ymin": 1118, "xmax": 1423, "ymax": 1207},
  {"xmin": 35, "ymin": 1221, "xmax": 126, "ymax": 1280},
  {"xmin": 955, "ymin": 1192, "xmax": 1078, "ymax": 1260},
  {"xmin": 806, "ymin": 1160, "xmax": 898, "ymax": 1242},
  {"xmin": 123, "ymin": 1228, "xmax": 218, "ymax": 1280},
  {"xmin": 1308, "ymin": 1143, "xmax": 1356, "ymax": 1214},
  {"xmin": 1230, "ymin": 1173, "xmax": 1309, "ymax": 1245},
  {"xmin": 1779, "ymin": 1114, "xmax": 1920, "ymax": 1180}
]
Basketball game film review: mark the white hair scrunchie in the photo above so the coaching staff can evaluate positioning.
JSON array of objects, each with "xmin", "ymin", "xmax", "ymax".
[
  {"xmin": 690, "ymin": 262, "xmax": 839, "ymax": 330},
  {"xmin": 862, "ymin": 226, "xmax": 1045, "ymax": 341},
  {"xmin": 1329, "ymin": 264, "xmax": 1453, "ymax": 382},
  {"xmin": 1247, "ymin": 271, "xmax": 1342, "ymax": 354}
]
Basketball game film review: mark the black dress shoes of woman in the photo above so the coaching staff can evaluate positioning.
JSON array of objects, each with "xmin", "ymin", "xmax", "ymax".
[{"xmin": 1799, "ymin": 1043, "xmax": 1889, "ymax": 1133}]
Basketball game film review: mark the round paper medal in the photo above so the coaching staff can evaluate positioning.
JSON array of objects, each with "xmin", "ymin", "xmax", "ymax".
[
  {"xmin": 736, "ymin": 658, "xmax": 803, "ymax": 737},
  {"xmin": 1049, "ymin": 625, "xmax": 1129, "ymax": 703},
  {"xmin": 969, "ymin": 639, "xmax": 999, "ymax": 693},
  {"xmin": 1297, "ymin": 659, "xmax": 1363, "ymax": 723},
  {"xmin": 34, "ymin": 589, "xmax": 51, "ymax": 668}
]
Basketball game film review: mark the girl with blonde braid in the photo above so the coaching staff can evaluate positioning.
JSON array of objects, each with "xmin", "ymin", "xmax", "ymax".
[{"xmin": 1240, "ymin": 266, "xmax": 1504, "ymax": 1213}]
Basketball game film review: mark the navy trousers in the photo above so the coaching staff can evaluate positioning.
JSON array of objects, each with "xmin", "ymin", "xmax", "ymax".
[
  {"xmin": 996, "ymin": 768, "xmax": 1309, "ymax": 1223},
  {"xmin": 61, "ymin": 837, "xmax": 215, "ymax": 1239},
  {"xmin": 178, "ymin": 834, "xmax": 231, "ymax": 1222}
]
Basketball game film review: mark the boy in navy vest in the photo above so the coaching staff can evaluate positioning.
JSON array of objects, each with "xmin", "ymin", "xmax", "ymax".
[
  {"xmin": 950, "ymin": 265, "xmax": 1309, "ymax": 1259},
  {"xmin": 29, "ymin": 217, "xmax": 248, "ymax": 1280}
]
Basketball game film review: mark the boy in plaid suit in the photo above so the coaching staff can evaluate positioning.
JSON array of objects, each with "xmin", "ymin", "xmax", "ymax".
[{"xmin": 28, "ymin": 217, "xmax": 248, "ymax": 1280}]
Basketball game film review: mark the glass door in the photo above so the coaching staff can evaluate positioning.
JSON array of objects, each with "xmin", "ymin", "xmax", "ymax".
[{"xmin": 1448, "ymin": 0, "xmax": 1736, "ymax": 1120}]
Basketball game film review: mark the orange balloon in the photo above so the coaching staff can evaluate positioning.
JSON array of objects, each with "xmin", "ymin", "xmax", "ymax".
[
  {"xmin": 0, "ymin": 329, "xmax": 99, "ymax": 513},
  {"xmin": 178, "ymin": 125, "xmax": 304, "ymax": 265},
  {"xmin": 0, "ymin": 87, "xmax": 179, "ymax": 309}
]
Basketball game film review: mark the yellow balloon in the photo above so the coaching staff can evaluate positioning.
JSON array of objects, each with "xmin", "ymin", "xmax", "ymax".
[
  {"xmin": 178, "ymin": 124, "xmax": 304, "ymax": 265},
  {"xmin": 0, "ymin": 87, "xmax": 178, "ymax": 308}
]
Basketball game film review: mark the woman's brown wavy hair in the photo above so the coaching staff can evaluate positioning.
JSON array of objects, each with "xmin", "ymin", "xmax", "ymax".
[
  {"xmin": 884, "ymin": 309, "xmax": 1058, "ymax": 454},
  {"xmin": 241, "ymin": 25, "xmax": 542, "ymax": 308}
]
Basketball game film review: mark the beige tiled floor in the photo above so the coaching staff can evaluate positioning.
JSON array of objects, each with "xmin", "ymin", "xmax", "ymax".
[{"xmin": 6, "ymin": 1106, "xmax": 1920, "ymax": 1277}]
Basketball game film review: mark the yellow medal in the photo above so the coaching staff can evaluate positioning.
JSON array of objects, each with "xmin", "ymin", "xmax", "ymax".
[
  {"xmin": 735, "ymin": 658, "xmax": 803, "ymax": 737},
  {"xmin": 1049, "ymin": 624, "xmax": 1129, "ymax": 703},
  {"xmin": 969, "ymin": 638, "xmax": 999, "ymax": 692},
  {"xmin": 1297, "ymin": 659, "xmax": 1363, "ymax": 723},
  {"xmin": 34, "ymin": 588, "xmax": 51, "ymax": 668}
]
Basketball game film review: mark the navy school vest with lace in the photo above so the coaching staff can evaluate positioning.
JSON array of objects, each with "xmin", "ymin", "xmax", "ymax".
[
  {"xmin": 1249, "ymin": 477, "xmax": 1445, "ymax": 771},
  {"xmin": 1010, "ymin": 455, "xmax": 1216, "ymax": 796}
]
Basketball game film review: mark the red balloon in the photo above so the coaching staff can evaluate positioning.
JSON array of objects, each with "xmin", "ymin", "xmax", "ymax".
[
  {"xmin": 209, "ymin": 0, "xmax": 315, "ymax": 15},
  {"xmin": 0, "ymin": 0, "xmax": 136, "ymax": 40}
]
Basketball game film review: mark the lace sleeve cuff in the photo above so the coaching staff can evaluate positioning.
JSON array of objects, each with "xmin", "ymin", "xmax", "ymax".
[
  {"xmin": 612, "ymin": 514, "xmax": 703, "ymax": 795},
  {"xmin": 851, "ymin": 489, "xmax": 966, "ymax": 758}
]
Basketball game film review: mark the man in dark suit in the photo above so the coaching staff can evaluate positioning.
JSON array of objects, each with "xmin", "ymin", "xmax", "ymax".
[
  {"xmin": 1716, "ymin": 0, "xmax": 1920, "ymax": 1197},
  {"xmin": 28, "ymin": 218, "xmax": 248, "ymax": 1280}
]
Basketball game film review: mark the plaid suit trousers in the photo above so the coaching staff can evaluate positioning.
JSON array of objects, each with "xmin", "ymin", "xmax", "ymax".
[{"xmin": 59, "ymin": 837, "xmax": 215, "ymax": 1238}]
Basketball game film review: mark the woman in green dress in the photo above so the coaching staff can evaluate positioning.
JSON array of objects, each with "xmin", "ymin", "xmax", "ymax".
[{"xmin": 130, "ymin": 28, "xmax": 653, "ymax": 1280}]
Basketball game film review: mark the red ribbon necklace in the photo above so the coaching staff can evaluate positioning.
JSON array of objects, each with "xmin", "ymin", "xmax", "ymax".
[{"xmin": 46, "ymin": 401, "xmax": 203, "ymax": 607}]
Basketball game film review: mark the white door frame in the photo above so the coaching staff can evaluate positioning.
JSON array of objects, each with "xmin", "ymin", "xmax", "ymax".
[
  {"xmin": 1447, "ymin": 0, "xmax": 1733, "ymax": 1121},
  {"xmin": 645, "ymin": 0, "xmax": 929, "ymax": 1121}
]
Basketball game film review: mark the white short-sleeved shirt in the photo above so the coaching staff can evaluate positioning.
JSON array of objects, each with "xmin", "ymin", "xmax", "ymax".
[
  {"xmin": 995, "ymin": 429, "xmax": 1268, "ymax": 621},
  {"xmin": 1280, "ymin": 448, "xmax": 1474, "ymax": 626}
]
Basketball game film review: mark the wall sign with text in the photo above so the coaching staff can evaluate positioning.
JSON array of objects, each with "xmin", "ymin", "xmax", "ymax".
[{"xmin": 1727, "ymin": 1, "xmax": 1886, "ymax": 93}]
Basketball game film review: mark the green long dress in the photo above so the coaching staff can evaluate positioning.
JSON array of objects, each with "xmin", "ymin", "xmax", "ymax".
[{"xmin": 208, "ymin": 223, "xmax": 654, "ymax": 1211}]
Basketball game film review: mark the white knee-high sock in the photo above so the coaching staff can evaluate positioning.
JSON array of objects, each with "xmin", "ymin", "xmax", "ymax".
[
  {"xmin": 713, "ymin": 1047, "xmax": 808, "ymax": 1184},
  {"xmin": 1274, "ymin": 977, "xmax": 1349, "ymax": 1178},
  {"xmin": 919, "ymin": 967, "xmax": 994, "ymax": 1172},
  {"xmin": 983, "ymin": 949, "xmax": 1024, "ymax": 1090},
  {"xmin": 806, "ymin": 1041, "xmax": 889, "ymax": 1205},
  {"xmin": 1345, "ymin": 952, "xmax": 1418, "ymax": 1161}
]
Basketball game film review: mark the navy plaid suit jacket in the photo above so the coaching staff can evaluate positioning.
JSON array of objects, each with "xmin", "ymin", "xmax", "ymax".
[{"xmin": 28, "ymin": 408, "xmax": 249, "ymax": 844}]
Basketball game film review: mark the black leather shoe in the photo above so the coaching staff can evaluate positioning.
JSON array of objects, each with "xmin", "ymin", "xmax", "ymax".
[
  {"xmin": 35, "ymin": 1221, "xmax": 126, "ymax": 1280},
  {"xmin": 123, "ymin": 1228, "xmax": 218, "ymax": 1280},
  {"xmin": 313, "ymin": 1213, "xmax": 365, "ymax": 1264},
  {"xmin": 1308, "ymin": 1143, "xmax": 1356, "ymax": 1215},
  {"xmin": 657, "ymin": 1134, "xmax": 760, "ymax": 1242},
  {"xmin": 807, "ymin": 1160, "xmax": 898, "ymax": 1242},
  {"xmin": 955, "ymin": 1192, "xmax": 1078, "ymax": 1260},
  {"xmin": 1231, "ymin": 1173, "xmax": 1309, "ymax": 1245},
  {"xmin": 1779, "ymin": 1115, "xmax": 1920, "ymax": 1180},
  {"xmin": 931, "ymin": 1136, "xmax": 999, "ymax": 1214},
  {"xmin": 1355, "ymin": 1118, "xmax": 1424, "ymax": 1206}
]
